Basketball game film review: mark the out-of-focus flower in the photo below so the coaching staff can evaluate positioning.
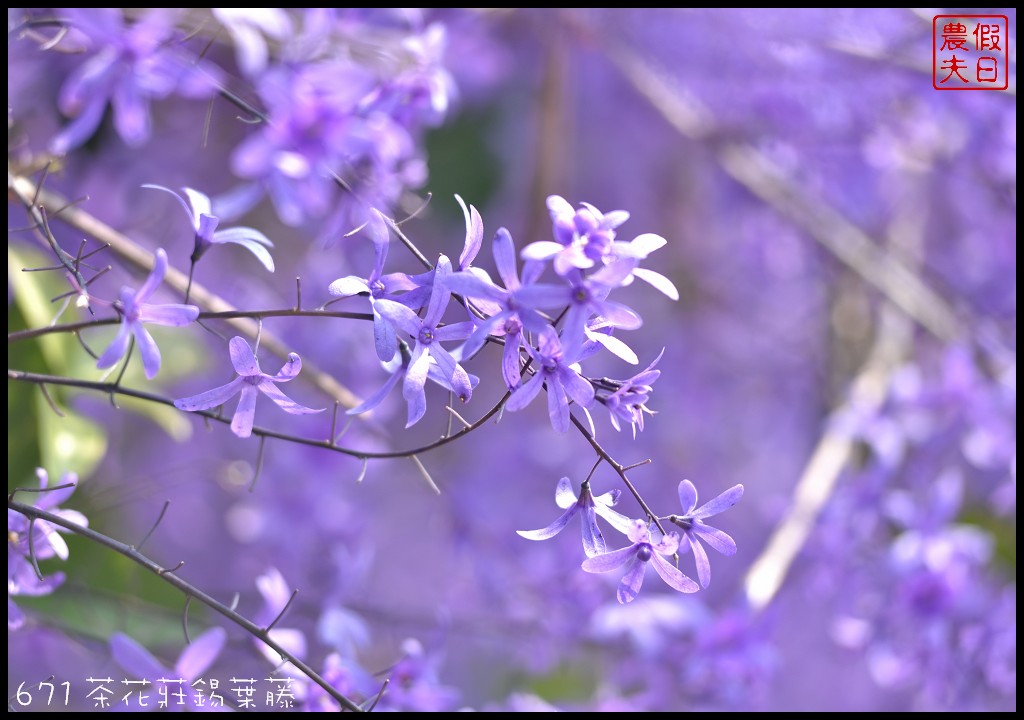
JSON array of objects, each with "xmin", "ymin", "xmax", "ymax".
[
  {"xmin": 50, "ymin": 9, "xmax": 220, "ymax": 153},
  {"xmin": 582, "ymin": 519, "xmax": 699, "ymax": 603},
  {"xmin": 212, "ymin": 8, "xmax": 294, "ymax": 77},
  {"xmin": 505, "ymin": 326, "xmax": 594, "ymax": 433},
  {"xmin": 517, "ymin": 476, "xmax": 633, "ymax": 557},
  {"xmin": 174, "ymin": 336, "xmax": 323, "ymax": 438},
  {"xmin": 143, "ymin": 184, "xmax": 275, "ymax": 271},
  {"xmin": 375, "ymin": 638, "xmax": 460, "ymax": 712},
  {"xmin": 110, "ymin": 628, "xmax": 227, "ymax": 711},
  {"xmin": 95, "ymin": 249, "xmax": 200, "ymax": 379},
  {"xmin": 669, "ymin": 480, "xmax": 744, "ymax": 588},
  {"xmin": 8, "ymin": 469, "xmax": 87, "ymax": 631},
  {"xmin": 253, "ymin": 567, "xmax": 306, "ymax": 666}
]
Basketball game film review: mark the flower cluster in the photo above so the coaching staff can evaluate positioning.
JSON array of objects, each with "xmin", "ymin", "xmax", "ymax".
[{"xmin": 8, "ymin": 469, "xmax": 87, "ymax": 630}]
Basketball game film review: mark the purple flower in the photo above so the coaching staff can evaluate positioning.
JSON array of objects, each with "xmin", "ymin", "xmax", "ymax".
[
  {"xmin": 95, "ymin": 249, "xmax": 200, "ymax": 379},
  {"xmin": 505, "ymin": 326, "xmax": 595, "ymax": 433},
  {"xmin": 212, "ymin": 8, "xmax": 294, "ymax": 76},
  {"xmin": 373, "ymin": 256, "xmax": 475, "ymax": 427},
  {"xmin": 582, "ymin": 519, "xmax": 699, "ymax": 603},
  {"xmin": 603, "ymin": 350, "xmax": 663, "ymax": 435},
  {"xmin": 142, "ymin": 184, "xmax": 275, "ymax": 271},
  {"xmin": 50, "ymin": 9, "xmax": 219, "ymax": 153},
  {"xmin": 110, "ymin": 627, "xmax": 227, "ymax": 711},
  {"xmin": 328, "ymin": 210, "xmax": 419, "ymax": 362},
  {"xmin": 523, "ymin": 195, "xmax": 631, "ymax": 276},
  {"xmin": 174, "ymin": 336, "xmax": 324, "ymax": 438},
  {"xmin": 445, "ymin": 226, "xmax": 548, "ymax": 389},
  {"xmin": 253, "ymin": 567, "xmax": 307, "ymax": 667},
  {"xmin": 669, "ymin": 480, "xmax": 744, "ymax": 588},
  {"xmin": 8, "ymin": 469, "xmax": 87, "ymax": 631},
  {"xmin": 517, "ymin": 477, "xmax": 633, "ymax": 557}
]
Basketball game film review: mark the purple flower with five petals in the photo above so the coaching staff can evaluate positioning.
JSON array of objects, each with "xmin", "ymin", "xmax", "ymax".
[
  {"xmin": 174, "ymin": 336, "xmax": 324, "ymax": 438},
  {"xmin": 582, "ymin": 519, "xmax": 699, "ymax": 603},
  {"xmin": 110, "ymin": 628, "xmax": 227, "ymax": 711},
  {"xmin": 95, "ymin": 248, "xmax": 200, "ymax": 379},
  {"xmin": 517, "ymin": 477, "xmax": 633, "ymax": 557},
  {"xmin": 142, "ymin": 184, "xmax": 275, "ymax": 271},
  {"xmin": 522, "ymin": 195, "xmax": 631, "ymax": 276},
  {"xmin": 505, "ymin": 326, "xmax": 595, "ymax": 433},
  {"xmin": 669, "ymin": 480, "xmax": 744, "ymax": 588},
  {"xmin": 373, "ymin": 256, "xmax": 475, "ymax": 427},
  {"xmin": 328, "ymin": 210, "xmax": 419, "ymax": 361},
  {"xmin": 603, "ymin": 350, "xmax": 664, "ymax": 436}
]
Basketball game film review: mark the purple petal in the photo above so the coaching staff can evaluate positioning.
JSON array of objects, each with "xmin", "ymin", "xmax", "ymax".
[
  {"xmin": 692, "ymin": 484, "xmax": 744, "ymax": 519},
  {"xmin": 631, "ymin": 267, "xmax": 679, "ymax": 301},
  {"xmin": 212, "ymin": 228, "xmax": 276, "ymax": 271},
  {"xmin": 373, "ymin": 310, "xmax": 398, "ymax": 362},
  {"xmin": 677, "ymin": 480, "xmax": 699, "ymax": 515},
  {"xmin": 546, "ymin": 374, "xmax": 570, "ymax": 432},
  {"xmin": 96, "ymin": 322, "xmax": 132, "ymax": 370},
  {"xmin": 461, "ymin": 314, "xmax": 505, "ymax": 360},
  {"xmin": 142, "ymin": 184, "xmax": 196, "ymax": 227},
  {"xmin": 403, "ymin": 346, "xmax": 431, "ymax": 427},
  {"xmin": 596, "ymin": 300, "xmax": 643, "ymax": 330},
  {"xmin": 688, "ymin": 534, "xmax": 712, "ymax": 588},
  {"xmin": 430, "ymin": 347, "xmax": 473, "ymax": 402},
  {"xmin": 111, "ymin": 633, "xmax": 170, "ymax": 679},
  {"xmin": 329, "ymin": 276, "xmax": 370, "ymax": 298},
  {"xmin": 112, "ymin": 79, "xmax": 150, "ymax": 146},
  {"xmin": 423, "ymin": 256, "xmax": 454, "ymax": 328},
  {"xmin": 50, "ymin": 93, "xmax": 109, "ymax": 155},
  {"xmin": 649, "ymin": 552, "xmax": 700, "ymax": 594},
  {"xmin": 256, "ymin": 567, "xmax": 291, "ymax": 606},
  {"xmin": 269, "ymin": 352, "xmax": 302, "ymax": 382},
  {"xmin": 513, "ymin": 283, "xmax": 570, "ymax": 310},
  {"xmin": 258, "ymin": 380, "xmax": 323, "ymax": 415},
  {"xmin": 504, "ymin": 372, "xmax": 544, "ymax": 412},
  {"xmin": 581, "ymin": 544, "xmax": 637, "ymax": 574},
  {"xmin": 197, "ymin": 213, "xmax": 220, "ymax": 242},
  {"xmin": 616, "ymin": 555, "xmax": 647, "ymax": 604},
  {"xmin": 590, "ymin": 258, "xmax": 638, "ymax": 288},
  {"xmin": 651, "ymin": 531, "xmax": 680, "ymax": 555},
  {"xmin": 594, "ymin": 504, "xmax": 636, "ymax": 535},
  {"xmin": 558, "ymin": 368, "xmax": 595, "ymax": 408},
  {"xmin": 373, "ymin": 299, "xmax": 422, "ymax": 337},
  {"xmin": 555, "ymin": 476, "xmax": 577, "ymax": 509},
  {"xmin": 175, "ymin": 627, "xmax": 226, "ymax": 681},
  {"xmin": 501, "ymin": 332, "xmax": 523, "ymax": 389},
  {"xmin": 380, "ymin": 272, "xmax": 420, "ymax": 294},
  {"xmin": 229, "ymin": 336, "xmax": 260, "ymax": 376},
  {"xmin": 586, "ymin": 330, "xmax": 639, "ymax": 365},
  {"xmin": 516, "ymin": 504, "xmax": 578, "ymax": 541},
  {"xmin": 580, "ymin": 506, "xmax": 607, "ymax": 557},
  {"xmin": 546, "ymin": 195, "xmax": 574, "ymax": 219},
  {"xmin": 175, "ymin": 378, "xmax": 244, "ymax": 412},
  {"xmin": 132, "ymin": 324, "xmax": 162, "ymax": 379},
  {"xmin": 520, "ymin": 240, "xmax": 564, "ymax": 263},
  {"xmin": 600, "ymin": 209, "xmax": 630, "ymax": 229},
  {"xmin": 492, "ymin": 228, "xmax": 520, "ymax": 290},
  {"xmin": 444, "ymin": 271, "xmax": 506, "ymax": 303},
  {"xmin": 138, "ymin": 303, "xmax": 200, "ymax": 326},
  {"xmin": 692, "ymin": 524, "xmax": 738, "ymax": 556},
  {"xmin": 455, "ymin": 195, "xmax": 483, "ymax": 270},
  {"xmin": 181, "ymin": 187, "xmax": 213, "ymax": 222},
  {"xmin": 347, "ymin": 367, "xmax": 402, "ymax": 415},
  {"xmin": 135, "ymin": 249, "xmax": 169, "ymax": 304},
  {"xmin": 230, "ymin": 385, "xmax": 260, "ymax": 438}
]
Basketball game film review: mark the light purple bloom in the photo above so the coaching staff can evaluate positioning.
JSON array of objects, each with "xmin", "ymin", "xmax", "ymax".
[
  {"xmin": 50, "ymin": 9, "xmax": 219, "ymax": 153},
  {"xmin": 8, "ymin": 469, "xmax": 87, "ymax": 630},
  {"xmin": 523, "ymin": 195, "xmax": 631, "ymax": 276},
  {"xmin": 582, "ymin": 519, "xmax": 699, "ymax": 603},
  {"xmin": 517, "ymin": 477, "xmax": 633, "ymax": 557},
  {"xmin": 373, "ymin": 256, "xmax": 475, "ymax": 427},
  {"xmin": 142, "ymin": 184, "xmax": 275, "ymax": 271},
  {"xmin": 95, "ymin": 249, "xmax": 200, "ymax": 379},
  {"xmin": 603, "ymin": 350, "xmax": 663, "ymax": 435},
  {"xmin": 669, "ymin": 480, "xmax": 744, "ymax": 588},
  {"xmin": 253, "ymin": 567, "xmax": 307, "ymax": 667},
  {"xmin": 174, "ymin": 337, "xmax": 324, "ymax": 438},
  {"xmin": 328, "ymin": 210, "xmax": 419, "ymax": 361},
  {"xmin": 505, "ymin": 326, "xmax": 595, "ymax": 433},
  {"xmin": 110, "ymin": 627, "xmax": 227, "ymax": 711}
]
